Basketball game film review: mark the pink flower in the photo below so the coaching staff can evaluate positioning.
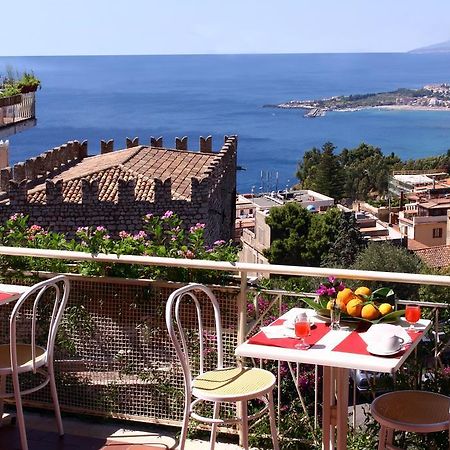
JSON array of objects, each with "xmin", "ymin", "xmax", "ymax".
[
  {"xmin": 162, "ymin": 211, "xmax": 174, "ymax": 219},
  {"xmin": 29, "ymin": 224, "xmax": 42, "ymax": 233},
  {"xmin": 96, "ymin": 226, "xmax": 106, "ymax": 232},
  {"xmin": 9, "ymin": 213, "xmax": 24, "ymax": 221},
  {"xmin": 133, "ymin": 230, "xmax": 147, "ymax": 240},
  {"xmin": 213, "ymin": 239, "xmax": 226, "ymax": 246},
  {"xmin": 316, "ymin": 285, "xmax": 328, "ymax": 296},
  {"xmin": 327, "ymin": 287, "xmax": 336, "ymax": 296},
  {"xmin": 189, "ymin": 223, "xmax": 205, "ymax": 233},
  {"xmin": 184, "ymin": 250, "xmax": 195, "ymax": 259},
  {"xmin": 119, "ymin": 231, "xmax": 130, "ymax": 239}
]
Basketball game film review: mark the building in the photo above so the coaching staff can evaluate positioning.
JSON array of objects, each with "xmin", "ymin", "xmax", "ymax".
[
  {"xmin": 414, "ymin": 245, "xmax": 450, "ymax": 268},
  {"xmin": 239, "ymin": 189, "xmax": 334, "ymax": 265},
  {"xmin": 398, "ymin": 197, "xmax": 450, "ymax": 249},
  {"xmin": 0, "ymin": 135, "xmax": 237, "ymax": 245},
  {"xmin": 389, "ymin": 170, "xmax": 449, "ymax": 197}
]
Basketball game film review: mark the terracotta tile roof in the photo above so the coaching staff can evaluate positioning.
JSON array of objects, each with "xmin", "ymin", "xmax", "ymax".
[
  {"xmin": 26, "ymin": 146, "xmax": 222, "ymax": 203},
  {"xmin": 414, "ymin": 245, "xmax": 450, "ymax": 268}
]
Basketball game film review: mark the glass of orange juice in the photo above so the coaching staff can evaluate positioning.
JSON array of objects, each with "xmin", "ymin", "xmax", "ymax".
[
  {"xmin": 405, "ymin": 304, "xmax": 421, "ymax": 332},
  {"xmin": 294, "ymin": 313, "xmax": 311, "ymax": 350}
]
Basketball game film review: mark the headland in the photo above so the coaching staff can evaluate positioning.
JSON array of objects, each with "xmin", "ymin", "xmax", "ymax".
[{"xmin": 265, "ymin": 83, "xmax": 450, "ymax": 117}]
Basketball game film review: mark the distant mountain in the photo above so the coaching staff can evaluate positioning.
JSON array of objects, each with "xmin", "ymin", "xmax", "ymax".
[{"xmin": 410, "ymin": 40, "xmax": 450, "ymax": 54}]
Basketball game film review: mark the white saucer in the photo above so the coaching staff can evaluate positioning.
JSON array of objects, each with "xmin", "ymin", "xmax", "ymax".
[{"xmin": 367, "ymin": 344, "xmax": 403, "ymax": 356}]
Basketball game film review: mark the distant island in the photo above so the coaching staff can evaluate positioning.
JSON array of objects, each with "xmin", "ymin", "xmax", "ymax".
[
  {"xmin": 409, "ymin": 39, "xmax": 450, "ymax": 54},
  {"xmin": 264, "ymin": 83, "xmax": 450, "ymax": 117}
]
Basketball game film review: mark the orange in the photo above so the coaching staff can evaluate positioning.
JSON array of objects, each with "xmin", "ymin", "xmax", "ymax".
[
  {"xmin": 346, "ymin": 298, "xmax": 363, "ymax": 317},
  {"xmin": 361, "ymin": 303, "xmax": 380, "ymax": 320},
  {"xmin": 379, "ymin": 303, "xmax": 393, "ymax": 316},
  {"xmin": 337, "ymin": 288, "xmax": 354, "ymax": 306},
  {"xmin": 355, "ymin": 286, "xmax": 372, "ymax": 297}
]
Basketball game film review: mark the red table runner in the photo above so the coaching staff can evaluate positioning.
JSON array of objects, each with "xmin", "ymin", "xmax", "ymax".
[
  {"xmin": 248, "ymin": 320, "xmax": 331, "ymax": 350},
  {"xmin": 333, "ymin": 328, "xmax": 423, "ymax": 356},
  {"xmin": 0, "ymin": 292, "xmax": 17, "ymax": 305}
]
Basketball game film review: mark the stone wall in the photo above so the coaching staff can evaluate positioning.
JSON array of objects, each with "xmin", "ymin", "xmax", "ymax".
[
  {"xmin": 0, "ymin": 136, "xmax": 237, "ymax": 245},
  {"xmin": 0, "ymin": 140, "xmax": 88, "ymax": 191}
]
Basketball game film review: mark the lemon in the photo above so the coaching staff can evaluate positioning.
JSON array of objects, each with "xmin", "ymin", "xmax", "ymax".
[
  {"xmin": 379, "ymin": 303, "xmax": 393, "ymax": 316},
  {"xmin": 361, "ymin": 303, "xmax": 380, "ymax": 320},
  {"xmin": 355, "ymin": 286, "xmax": 372, "ymax": 297}
]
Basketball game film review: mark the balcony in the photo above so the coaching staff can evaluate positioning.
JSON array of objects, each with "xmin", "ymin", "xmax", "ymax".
[
  {"xmin": 0, "ymin": 93, "xmax": 36, "ymax": 138},
  {"xmin": 0, "ymin": 246, "xmax": 448, "ymax": 449}
]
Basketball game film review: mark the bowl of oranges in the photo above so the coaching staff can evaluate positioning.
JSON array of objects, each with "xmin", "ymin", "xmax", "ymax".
[{"xmin": 303, "ymin": 286, "xmax": 405, "ymax": 324}]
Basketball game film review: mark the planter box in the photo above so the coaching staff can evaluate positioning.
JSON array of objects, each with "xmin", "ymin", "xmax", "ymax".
[
  {"xmin": 0, "ymin": 94, "xmax": 22, "ymax": 107},
  {"xmin": 20, "ymin": 85, "xmax": 38, "ymax": 94}
]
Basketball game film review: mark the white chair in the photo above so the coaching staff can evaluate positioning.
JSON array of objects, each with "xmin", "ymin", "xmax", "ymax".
[
  {"xmin": 166, "ymin": 283, "xmax": 279, "ymax": 450},
  {"xmin": 370, "ymin": 390, "xmax": 450, "ymax": 450},
  {"xmin": 0, "ymin": 275, "xmax": 70, "ymax": 450}
]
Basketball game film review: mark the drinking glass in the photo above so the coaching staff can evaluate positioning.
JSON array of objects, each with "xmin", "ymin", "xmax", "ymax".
[
  {"xmin": 405, "ymin": 304, "xmax": 421, "ymax": 332},
  {"xmin": 294, "ymin": 314, "xmax": 311, "ymax": 350}
]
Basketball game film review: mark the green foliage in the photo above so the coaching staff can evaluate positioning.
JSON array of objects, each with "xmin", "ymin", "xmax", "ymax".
[
  {"xmin": 264, "ymin": 206, "xmax": 364, "ymax": 267},
  {"xmin": 263, "ymin": 202, "xmax": 312, "ymax": 265},
  {"xmin": 297, "ymin": 142, "xmax": 344, "ymax": 198},
  {"xmin": 0, "ymin": 212, "xmax": 237, "ymax": 284},
  {"xmin": 351, "ymin": 242, "xmax": 424, "ymax": 300},
  {"xmin": 321, "ymin": 212, "xmax": 366, "ymax": 268},
  {"xmin": 1, "ymin": 68, "xmax": 41, "ymax": 97},
  {"xmin": 297, "ymin": 142, "xmax": 403, "ymax": 201}
]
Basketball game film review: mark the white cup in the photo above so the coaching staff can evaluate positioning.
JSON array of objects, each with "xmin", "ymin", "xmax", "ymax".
[{"xmin": 378, "ymin": 335, "xmax": 404, "ymax": 353}]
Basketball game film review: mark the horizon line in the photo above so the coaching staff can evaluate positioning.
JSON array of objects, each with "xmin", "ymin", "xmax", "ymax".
[{"xmin": 0, "ymin": 50, "xmax": 418, "ymax": 58}]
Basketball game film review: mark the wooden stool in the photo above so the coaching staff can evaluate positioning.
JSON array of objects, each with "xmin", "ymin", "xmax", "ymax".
[{"xmin": 370, "ymin": 390, "xmax": 450, "ymax": 450}]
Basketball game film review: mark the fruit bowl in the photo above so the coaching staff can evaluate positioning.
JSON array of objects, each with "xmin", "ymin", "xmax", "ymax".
[{"xmin": 302, "ymin": 287, "xmax": 405, "ymax": 325}]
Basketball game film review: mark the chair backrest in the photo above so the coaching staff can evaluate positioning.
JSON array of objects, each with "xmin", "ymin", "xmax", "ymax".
[
  {"xmin": 165, "ymin": 284, "xmax": 224, "ymax": 393},
  {"xmin": 9, "ymin": 275, "xmax": 70, "ymax": 373}
]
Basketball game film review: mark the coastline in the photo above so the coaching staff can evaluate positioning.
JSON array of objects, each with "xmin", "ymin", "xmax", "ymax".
[{"xmin": 274, "ymin": 104, "xmax": 450, "ymax": 113}]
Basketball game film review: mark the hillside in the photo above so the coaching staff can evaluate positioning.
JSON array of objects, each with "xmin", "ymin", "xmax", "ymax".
[{"xmin": 410, "ymin": 40, "xmax": 450, "ymax": 53}]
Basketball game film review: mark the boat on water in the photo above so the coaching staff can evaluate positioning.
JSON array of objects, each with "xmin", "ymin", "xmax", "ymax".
[{"xmin": 303, "ymin": 108, "xmax": 325, "ymax": 118}]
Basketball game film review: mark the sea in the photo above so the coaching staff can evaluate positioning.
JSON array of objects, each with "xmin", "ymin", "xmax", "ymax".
[{"xmin": 1, "ymin": 53, "xmax": 450, "ymax": 193}]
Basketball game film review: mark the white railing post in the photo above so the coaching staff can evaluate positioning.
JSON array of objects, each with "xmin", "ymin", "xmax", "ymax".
[{"xmin": 237, "ymin": 271, "xmax": 248, "ymax": 346}]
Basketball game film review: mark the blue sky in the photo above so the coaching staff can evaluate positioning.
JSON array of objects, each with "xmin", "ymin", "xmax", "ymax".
[{"xmin": 1, "ymin": 0, "xmax": 450, "ymax": 56}]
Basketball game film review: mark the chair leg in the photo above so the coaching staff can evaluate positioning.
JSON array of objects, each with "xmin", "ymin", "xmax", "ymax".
[
  {"xmin": 11, "ymin": 371, "xmax": 28, "ymax": 450},
  {"xmin": 209, "ymin": 402, "xmax": 220, "ymax": 450},
  {"xmin": 48, "ymin": 362, "xmax": 64, "ymax": 436},
  {"xmin": 238, "ymin": 401, "xmax": 249, "ymax": 450},
  {"xmin": 386, "ymin": 428, "xmax": 393, "ymax": 446},
  {"xmin": 0, "ymin": 375, "xmax": 5, "ymax": 426},
  {"xmin": 267, "ymin": 390, "xmax": 279, "ymax": 450},
  {"xmin": 178, "ymin": 396, "xmax": 191, "ymax": 450},
  {"xmin": 378, "ymin": 425, "xmax": 387, "ymax": 450}
]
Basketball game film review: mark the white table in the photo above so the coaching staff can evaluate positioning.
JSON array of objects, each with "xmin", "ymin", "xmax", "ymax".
[
  {"xmin": 235, "ymin": 308, "xmax": 432, "ymax": 450},
  {"xmin": 0, "ymin": 284, "xmax": 30, "ymax": 305}
]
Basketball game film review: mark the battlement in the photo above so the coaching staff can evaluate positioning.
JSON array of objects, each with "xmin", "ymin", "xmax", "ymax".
[
  {"xmin": 0, "ymin": 140, "xmax": 88, "ymax": 191},
  {"xmin": 2, "ymin": 135, "xmax": 238, "ymax": 193},
  {"xmin": 100, "ymin": 134, "xmax": 237, "ymax": 155}
]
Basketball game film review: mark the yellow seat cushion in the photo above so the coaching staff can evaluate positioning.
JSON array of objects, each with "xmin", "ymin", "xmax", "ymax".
[
  {"xmin": 193, "ymin": 367, "xmax": 275, "ymax": 401},
  {"xmin": 0, "ymin": 344, "xmax": 46, "ymax": 374}
]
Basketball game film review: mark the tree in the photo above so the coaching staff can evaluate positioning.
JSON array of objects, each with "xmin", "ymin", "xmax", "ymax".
[
  {"xmin": 264, "ymin": 205, "xmax": 365, "ymax": 268},
  {"xmin": 351, "ymin": 242, "xmax": 424, "ymax": 300},
  {"xmin": 321, "ymin": 212, "xmax": 366, "ymax": 268},
  {"xmin": 264, "ymin": 202, "xmax": 311, "ymax": 265}
]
